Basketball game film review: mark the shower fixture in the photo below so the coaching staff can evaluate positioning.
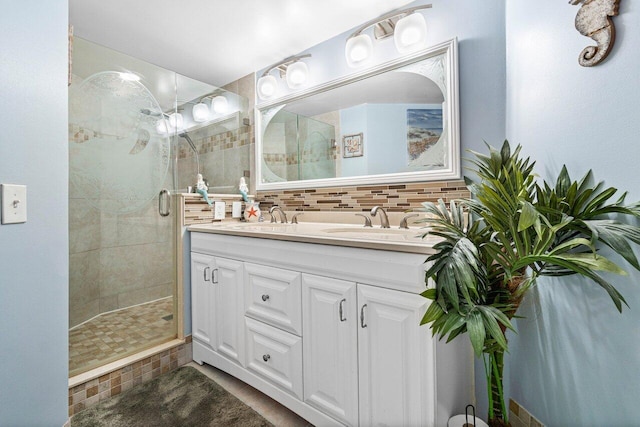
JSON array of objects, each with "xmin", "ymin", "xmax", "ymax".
[
  {"xmin": 179, "ymin": 131, "xmax": 200, "ymax": 177},
  {"xmin": 140, "ymin": 108, "xmax": 201, "ymax": 183}
]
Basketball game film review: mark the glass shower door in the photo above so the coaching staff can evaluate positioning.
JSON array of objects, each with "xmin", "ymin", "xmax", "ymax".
[{"xmin": 68, "ymin": 37, "xmax": 178, "ymax": 377}]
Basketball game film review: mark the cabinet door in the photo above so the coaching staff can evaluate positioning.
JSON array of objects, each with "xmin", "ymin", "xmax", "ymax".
[
  {"xmin": 302, "ymin": 274, "xmax": 358, "ymax": 427},
  {"xmin": 191, "ymin": 252, "xmax": 215, "ymax": 349},
  {"xmin": 357, "ymin": 284, "xmax": 432, "ymax": 427},
  {"xmin": 213, "ymin": 257, "xmax": 245, "ymax": 367}
]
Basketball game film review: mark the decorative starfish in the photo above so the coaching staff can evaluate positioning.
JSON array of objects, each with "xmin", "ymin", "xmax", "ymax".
[{"xmin": 246, "ymin": 206, "xmax": 258, "ymax": 218}]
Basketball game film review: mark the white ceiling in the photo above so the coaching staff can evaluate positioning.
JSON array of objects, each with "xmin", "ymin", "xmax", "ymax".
[{"xmin": 69, "ymin": 0, "xmax": 415, "ymax": 87}]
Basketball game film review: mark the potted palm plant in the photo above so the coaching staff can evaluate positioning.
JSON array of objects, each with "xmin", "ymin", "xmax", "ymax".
[{"xmin": 420, "ymin": 141, "xmax": 640, "ymax": 427}]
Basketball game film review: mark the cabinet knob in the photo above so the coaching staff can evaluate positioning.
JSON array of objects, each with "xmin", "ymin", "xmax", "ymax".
[
  {"xmin": 261, "ymin": 294, "xmax": 270, "ymax": 302},
  {"xmin": 262, "ymin": 354, "xmax": 271, "ymax": 362}
]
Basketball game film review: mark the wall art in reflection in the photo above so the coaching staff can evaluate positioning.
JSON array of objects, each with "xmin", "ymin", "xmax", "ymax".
[{"xmin": 407, "ymin": 108, "xmax": 443, "ymax": 169}]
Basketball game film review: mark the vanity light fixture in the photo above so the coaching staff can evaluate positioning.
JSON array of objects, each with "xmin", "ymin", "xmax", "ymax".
[
  {"xmin": 155, "ymin": 118, "xmax": 169, "ymax": 134},
  {"xmin": 192, "ymin": 102, "xmax": 209, "ymax": 122},
  {"xmin": 257, "ymin": 54, "xmax": 312, "ymax": 99},
  {"xmin": 211, "ymin": 95, "xmax": 228, "ymax": 114},
  {"xmin": 345, "ymin": 4, "xmax": 432, "ymax": 67},
  {"xmin": 168, "ymin": 112, "xmax": 184, "ymax": 130}
]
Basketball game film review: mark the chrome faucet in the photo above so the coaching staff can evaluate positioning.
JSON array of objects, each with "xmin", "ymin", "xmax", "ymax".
[
  {"xmin": 269, "ymin": 206, "xmax": 288, "ymax": 223},
  {"xmin": 399, "ymin": 213, "xmax": 419, "ymax": 229},
  {"xmin": 355, "ymin": 213, "xmax": 372, "ymax": 227},
  {"xmin": 370, "ymin": 206, "xmax": 390, "ymax": 228}
]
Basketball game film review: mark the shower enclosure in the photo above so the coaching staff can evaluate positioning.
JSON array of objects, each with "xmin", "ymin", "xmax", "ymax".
[
  {"xmin": 262, "ymin": 109, "xmax": 337, "ymax": 182},
  {"xmin": 69, "ymin": 37, "xmax": 250, "ymax": 377},
  {"xmin": 68, "ymin": 38, "xmax": 180, "ymax": 377}
]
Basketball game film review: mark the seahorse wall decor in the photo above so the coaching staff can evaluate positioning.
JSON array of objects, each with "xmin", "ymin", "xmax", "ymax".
[{"xmin": 570, "ymin": 0, "xmax": 620, "ymax": 67}]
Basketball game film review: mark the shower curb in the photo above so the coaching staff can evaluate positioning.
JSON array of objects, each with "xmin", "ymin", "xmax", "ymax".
[{"xmin": 68, "ymin": 337, "xmax": 192, "ymax": 417}]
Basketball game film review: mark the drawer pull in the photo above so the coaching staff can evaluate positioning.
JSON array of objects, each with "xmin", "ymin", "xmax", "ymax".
[
  {"xmin": 212, "ymin": 268, "xmax": 218, "ymax": 284},
  {"xmin": 203, "ymin": 267, "xmax": 210, "ymax": 282},
  {"xmin": 360, "ymin": 304, "xmax": 367, "ymax": 328},
  {"xmin": 339, "ymin": 298, "xmax": 346, "ymax": 322},
  {"xmin": 262, "ymin": 354, "xmax": 271, "ymax": 362},
  {"xmin": 261, "ymin": 294, "xmax": 270, "ymax": 302}
]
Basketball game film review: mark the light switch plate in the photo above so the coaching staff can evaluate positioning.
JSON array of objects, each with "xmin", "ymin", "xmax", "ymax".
[{"xmin": 1, "ymin": 184, "xmax": 27, "ymax": 224}]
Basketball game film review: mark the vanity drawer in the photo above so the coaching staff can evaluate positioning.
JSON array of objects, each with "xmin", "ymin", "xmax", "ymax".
[
  {"xmin": 245, "ymin": 317, "xmax": 303, "ymax": 400},
  {"xmin": 244, "ymin": 262, "xmax": 302, "ymax": 335}
]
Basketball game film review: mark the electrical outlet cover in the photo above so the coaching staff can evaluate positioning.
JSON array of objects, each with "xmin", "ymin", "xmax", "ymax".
[
  {"xmin": 214, "ymin": 201, "xmax": 226, "ymax": 220},
  {"xmin": 1, "ymin": 184, "xmax": 27, "ymax": 224}
]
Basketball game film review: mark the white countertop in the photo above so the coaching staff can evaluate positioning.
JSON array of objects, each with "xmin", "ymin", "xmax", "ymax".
[{"xmin": 188, "ymin": 220, "xmax": 440, "ymax": 254}]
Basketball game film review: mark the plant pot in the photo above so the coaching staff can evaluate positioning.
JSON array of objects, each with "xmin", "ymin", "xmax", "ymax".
[{"xmin": 448, "ymin": 414, "xmax": 490, "ymax": 427}]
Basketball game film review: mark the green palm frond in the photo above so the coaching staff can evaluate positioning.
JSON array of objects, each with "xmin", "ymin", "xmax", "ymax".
[{"xmin": 419, "ymin": 140, "xmax": 640, "ymax": 355}]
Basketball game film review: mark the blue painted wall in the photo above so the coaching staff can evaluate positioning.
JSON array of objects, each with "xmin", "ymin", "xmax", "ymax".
[
  {"xmin": 505, "ymin": 1, "xmax": 640, "ymax": 426},
  {"xmin": 0, "ymin": 1, "xmax": 69, "ymax": 425}
]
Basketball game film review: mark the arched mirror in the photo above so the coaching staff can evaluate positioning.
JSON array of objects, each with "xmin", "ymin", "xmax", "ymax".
[{"xmin": 256, "ymin": 38, "xmax": 459, "ymax": 190}]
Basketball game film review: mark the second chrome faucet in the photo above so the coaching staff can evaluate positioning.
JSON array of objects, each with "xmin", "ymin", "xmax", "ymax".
[
  {"xmin": 370, "ymin": 206, "xmax": 390, "ymax": 228},
  {"xmin": 269, "ymin": 206, "xmax": 288, "ymax": 223}
]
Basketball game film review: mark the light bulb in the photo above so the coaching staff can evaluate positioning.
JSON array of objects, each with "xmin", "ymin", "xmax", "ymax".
[
  {"xmin": 192, "ymin": 103, "xmax": 209, "ymax": 122},
  {"xmin": 394, "ymin": 13, "xmax": 428, "ymax": 53},
  {"xmin": 168, "ymin": 112, "xmax": 184, "ymax": 130},
  {"xmin": 155, "ymin": 119, "xmax": 168, "ymax": 134},
  {"xmin": 211, "ymin": 96, "xmax": 229, "ymax": 114},
  {"xmin": 345, "ymin": 34, "xmax": 373, "ymax": 67},
  {"xmin": 257, "ymin": 75, "xmax": 278, "ymax": 99},
  {"xmin": 286, "ymin": 61, "xmax": 309, "ymax": 89},
  {"xmin": 119, "ymin": 72, "xmax": 140, "ymax": 81}
]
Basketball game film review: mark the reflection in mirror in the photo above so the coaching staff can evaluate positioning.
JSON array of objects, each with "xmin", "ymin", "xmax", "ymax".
[
  {"xmin": 174, "ymin": 74, "xmax": 250, "ymax": 193},
  {"xmin": 257, "ymin": 39, "xmax": 459, "ymax": 190}
]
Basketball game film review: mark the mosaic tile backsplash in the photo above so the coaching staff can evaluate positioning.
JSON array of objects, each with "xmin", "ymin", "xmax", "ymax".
[{"xmin": 257, "ymin": 180, "xmax": 470, "ymax": 212}]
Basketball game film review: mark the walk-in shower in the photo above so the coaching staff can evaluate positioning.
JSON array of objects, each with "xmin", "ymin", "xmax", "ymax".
[
  {"xmin": 68, "ymin": 36, "xmax": 250, "ymax": 377},
  {"xmin": 68, "ymin": 38, "xmax": 179, "ymax": 377}
]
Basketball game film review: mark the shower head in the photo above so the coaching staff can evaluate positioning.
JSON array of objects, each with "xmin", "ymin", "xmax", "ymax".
[
  {"xmin": 140, "ymin": 108, "xmax": 167, "ymax": 117},
  {"xmin": 179, "ymin": 132, "xmax": 197, "ymax": 152},
  {"xmin": 179, "ymin": 131, "xmax": 200, "ymax": 176}
]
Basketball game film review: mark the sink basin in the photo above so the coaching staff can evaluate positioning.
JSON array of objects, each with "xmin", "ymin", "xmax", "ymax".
[{"xmin": 320, "ymin": 227, "xmax": 425, "ymax": 242}]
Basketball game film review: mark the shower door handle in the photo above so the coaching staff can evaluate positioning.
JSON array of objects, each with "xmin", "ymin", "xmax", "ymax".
[{"xmin": 159, "ymin": 189, "xmax": 171, "ymax": 217}]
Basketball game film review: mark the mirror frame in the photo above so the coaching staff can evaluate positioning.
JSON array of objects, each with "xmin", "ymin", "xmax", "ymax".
[{"xmin": 255, "ymin": 38, "xmax": 459, "ymax": 190}]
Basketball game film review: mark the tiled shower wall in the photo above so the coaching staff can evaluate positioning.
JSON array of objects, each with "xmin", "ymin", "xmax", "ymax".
[
  {"xmin": 176, "ymin": 123, "xmax": 252, "ymax": 193},
  {"xmin": 68, "ymin": 124, "xmax": 174, "ymax": 328}
]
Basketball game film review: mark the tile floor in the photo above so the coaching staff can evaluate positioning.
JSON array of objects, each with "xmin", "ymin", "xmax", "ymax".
[
  {"xmin": 69, "ymin": 298, "xmax": 175, "ymax": 377},
  {"xmin": 189, "ymin": 361, "xmax": 313, "ymax": 427}
]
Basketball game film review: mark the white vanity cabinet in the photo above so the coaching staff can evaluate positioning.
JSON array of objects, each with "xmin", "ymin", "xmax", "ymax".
[
  {"xmin": 191, "ymin": 253, "xmax": 245, "ymax": 367},
  {"xmin": 190, "ymin": 232, "xmax": 473, "ymax": 427}
]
